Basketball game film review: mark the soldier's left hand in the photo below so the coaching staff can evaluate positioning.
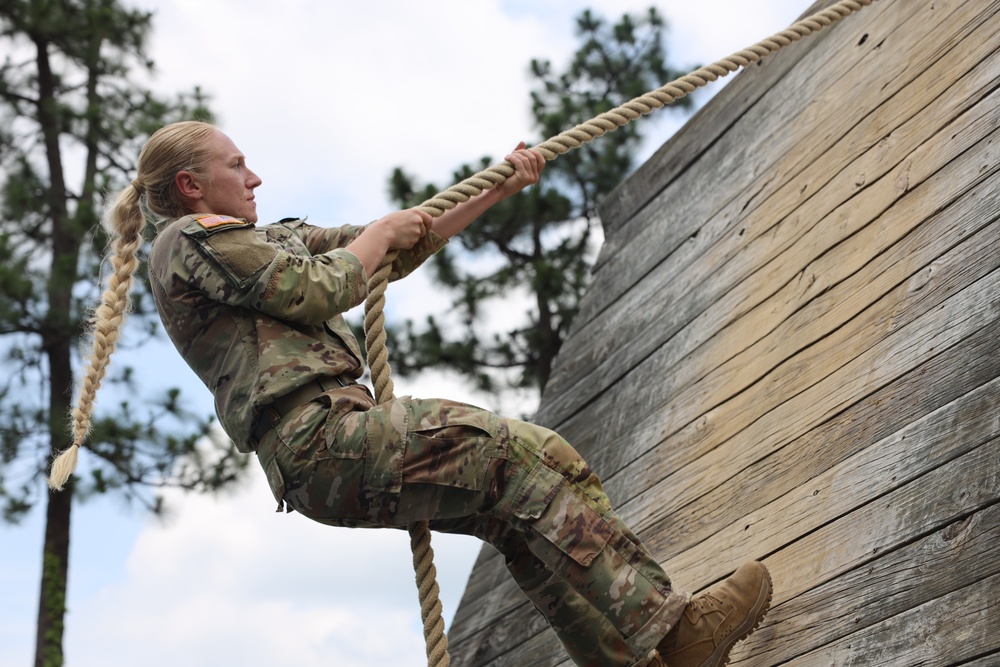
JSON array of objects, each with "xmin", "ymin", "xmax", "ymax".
[{"xmin": 495, "ymin": 143, "xmax": 546, "ymax": 199}]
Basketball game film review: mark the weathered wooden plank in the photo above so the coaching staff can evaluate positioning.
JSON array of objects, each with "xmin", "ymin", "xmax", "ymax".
[
  {"xmin": 580, "ymin": 112, "xmax": 1000, "ymax": 501},
  {"xmin": 593, "ymin": 0, "xmax": 912, "ymax": 271},
  {"xmin": 542, "ymin": 2, "xmax": 1000, "ymax": 429},
  {"xmin": 464, "ymin": 437, "xmax": 1000, "ymax": 667},
  {"xmin": 756, "ymin": 437, "xmax": 1000, "ymax": 606},
  {"xmin": 598, "ymin": 0, "xmax": 852, "ymax": 236},
  {"xmin": 448, "ymin": 544, "xmax": 510, "ymax": 642},
  {"xmin": 451, "ymin": 74, "xmax": 1000, "ymax": 667},
  {"xmin": 446, "ymin": 544, "xmax": 551, "ymax": 664},
  {"xmin": 782, "ymin": 571, "xmax": 1000, "ymax": 666},
  {"xmin": 618, "ymin": 165, "xmax": 1000, "ymax": 531},
  {"xmin": 643, "ymin": 295, "xmax": 1000, "ymax": 563},
  {"xmin": 564, "ymin": 58, "xmax": 1000, "ymax": 438},
  {"xmin": 449, "ymin": 572, "xmax": 531, "ymax": 655},
  {"xmin": 729, "ymin": 502, "xmax": 1000, "ymax": 664},
  {"xmin": 580, "ymin": 0, "xmax": 984, "ymax": 328},
  {"xmin": 615, "ymin": 247, "xmax": 1000, "ymax": 546},
  {"xmin": 577, "ymin": 505, "xmax": 1000, "ymax": 667},
  {"xmin": 548, "ymin": 115, "xmax": 1000, "ymax": 478},
  {"xmin": 657, "ymin": 371, "xmax": 1000, "ymax": 585},
  {"xmin": 945, "ymin": 656, "xmax": 1000, "ymax": 667},
  {"xmin": 587, "ymin": 0, "xmax": 994, "ymax": 330},
  {"xmin": 450, "ymin": 191, "xmax": 1000, "ymax": 650},
  {"xmin": 456, "ymin": 622, "xmax": 566, "ymax": 667},
  {"xmin": 603, "ymin": 434, "xmax": 1000, "ymax": 667}
]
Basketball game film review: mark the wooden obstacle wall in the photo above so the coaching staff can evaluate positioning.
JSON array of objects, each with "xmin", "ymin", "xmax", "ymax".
[{"xmin": 448, "ymin": 0, "xmax": 1000, "ymax": 664}]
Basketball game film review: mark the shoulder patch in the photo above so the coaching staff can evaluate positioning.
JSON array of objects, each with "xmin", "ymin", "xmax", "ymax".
[{"xmin": 196, "ymin": 214, "xmax": 244, "ymax": 229}]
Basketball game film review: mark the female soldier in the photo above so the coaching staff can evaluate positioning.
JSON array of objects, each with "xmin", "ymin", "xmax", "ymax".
[{"xmin": 57, "ymin": 120, "xmax": 771, "ymax": 667}]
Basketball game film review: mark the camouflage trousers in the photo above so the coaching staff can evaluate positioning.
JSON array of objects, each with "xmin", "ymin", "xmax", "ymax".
[{"xmin": 255, "ymin": 386, "xmax": 689, "ymax": 666}]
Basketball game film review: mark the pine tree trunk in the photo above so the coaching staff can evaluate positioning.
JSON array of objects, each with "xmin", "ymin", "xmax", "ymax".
[
  {"xmin": 36, "ymin": 318, "xmax": 76, "ymax": 667},
  {"xmin": 34, "ymin": 485, "xmax": 72, "ymax": 667},
  {"xmin": 33, "ymin": 31, "xmax": 79, "ymax": 667}
]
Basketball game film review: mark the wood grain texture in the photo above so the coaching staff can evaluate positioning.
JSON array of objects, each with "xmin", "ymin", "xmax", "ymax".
[{"xmin": 542, "ymin": 0, "xmax": 1000, "ymax": 432}]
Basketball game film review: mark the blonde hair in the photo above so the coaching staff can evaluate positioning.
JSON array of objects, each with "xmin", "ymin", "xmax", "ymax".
[{"xmin": 49, "ymin": 120, "xmax": 219, "ymax": 490}]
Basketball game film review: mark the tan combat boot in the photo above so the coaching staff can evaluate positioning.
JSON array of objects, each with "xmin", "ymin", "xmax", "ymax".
[{"xmin": 651, "ymin": 561, "xmax": 772, "ymax": 667}]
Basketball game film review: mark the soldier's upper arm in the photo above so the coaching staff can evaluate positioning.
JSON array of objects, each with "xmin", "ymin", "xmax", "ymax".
[{"xmin": 177, "ymin": 215, "xmax": 368, "ymax": 325}]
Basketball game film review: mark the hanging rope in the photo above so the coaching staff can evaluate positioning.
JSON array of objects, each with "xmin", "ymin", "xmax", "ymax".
[{"xmin": 363, "ymin": 1, "xmax": 877, "ymax": 664}]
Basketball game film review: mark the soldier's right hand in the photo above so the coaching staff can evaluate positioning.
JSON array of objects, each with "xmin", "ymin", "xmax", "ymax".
[{"xmin": 371, "ymin": 208, "xmax": 432, "ymax": 250}]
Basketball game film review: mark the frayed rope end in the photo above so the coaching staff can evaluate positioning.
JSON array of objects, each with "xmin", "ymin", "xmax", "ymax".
[{"xmin": 48, "ymin": 444, "xmax": 80, "ymax": 491}]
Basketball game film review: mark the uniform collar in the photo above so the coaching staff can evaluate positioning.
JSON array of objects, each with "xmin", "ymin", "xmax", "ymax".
[{"xmin": 153, "ymin": 214, "xmax": 192, "ymax": 236}]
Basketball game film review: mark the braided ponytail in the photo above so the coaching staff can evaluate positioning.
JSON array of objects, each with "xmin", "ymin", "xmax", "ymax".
[
  {"xmin": 49, "ymin": 185, "xmax": 144, "ymax": 489},
  {"xmin": 48, "ymin": 120, "xmax": 218, "ymax": 490}
]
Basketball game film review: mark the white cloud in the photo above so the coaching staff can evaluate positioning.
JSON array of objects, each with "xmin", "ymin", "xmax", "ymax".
[
  {"xmin": 67, "ymin": 472, "xmax": 481, "ymax": 667},
  {"xmin": 136, "ymin": 0, "xmax": 558, "ymax": 228}
]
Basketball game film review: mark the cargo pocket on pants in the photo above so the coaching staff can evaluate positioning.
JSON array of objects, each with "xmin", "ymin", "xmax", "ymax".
[
  {"xmin": 363, "ymin": 396, "xmax": 411, "ymax": 493},
  {"xmin": 511, "ymin": 463, "xmax": 613, "ymax": 567},
  {"xmin": 404, "ymin": 403, "xmax": 499, "ymax": 492}
]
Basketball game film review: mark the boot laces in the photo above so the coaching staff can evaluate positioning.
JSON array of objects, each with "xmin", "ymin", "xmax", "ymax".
[{"xmin": 691, "ymin": 591, "xmax": 725, "ymax": 613}]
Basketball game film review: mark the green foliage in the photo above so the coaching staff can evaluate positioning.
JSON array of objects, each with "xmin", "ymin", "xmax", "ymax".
[
  {"xmin": 0, "ymin": 0, "xmax": 239, "ymax": 522},
  {"xmin": 385, "ymin": 7, "xmax": 693, "ymax": 402},
  {"xmin": 0, "ymin": 1, "xmax": 244, "ymax": 660}
]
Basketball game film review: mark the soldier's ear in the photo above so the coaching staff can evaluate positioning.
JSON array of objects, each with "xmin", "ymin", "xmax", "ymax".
[{"xmin": 175, "ymin": 170, "xmax": 204, "ymax": 201}]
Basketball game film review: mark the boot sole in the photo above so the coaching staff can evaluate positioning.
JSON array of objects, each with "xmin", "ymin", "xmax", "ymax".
[{"xmin": 702, "ymin": 562, "xmax": 773, "ymax": 667}]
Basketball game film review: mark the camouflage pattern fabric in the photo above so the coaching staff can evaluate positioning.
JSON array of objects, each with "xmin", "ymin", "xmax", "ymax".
[
  {"xmin": 149, "ymin": 214, "xmax": 446, "ymax": 450},
  {"xmin": 148, "ymin": 214, "xmax": 689, "ymax": 665},
  {"xmin": 256, "ymin": 390, "xmax": 689, "ymax": 666}
]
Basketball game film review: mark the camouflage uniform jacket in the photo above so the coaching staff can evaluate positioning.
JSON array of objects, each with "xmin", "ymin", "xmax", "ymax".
[{"xmin": 148, "ymin": 213, "xmax": 447, "ymax": 452}]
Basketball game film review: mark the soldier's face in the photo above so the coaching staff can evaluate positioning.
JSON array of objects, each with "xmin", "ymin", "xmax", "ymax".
[{"xmin": 191, "ymin": 130, "xmax": 263, "ymax": 223}]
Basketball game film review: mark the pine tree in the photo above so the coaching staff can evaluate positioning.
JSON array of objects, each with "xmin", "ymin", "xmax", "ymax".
[
  {"xmin": 0, "ymin": 2, "xmax": 246, "ymax": 664},
  {"xmin": 386, "ymin": 8, "xmax": 694, "ymax": 403}
]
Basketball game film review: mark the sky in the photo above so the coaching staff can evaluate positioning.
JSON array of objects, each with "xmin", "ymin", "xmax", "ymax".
[{"xmin": 3, "ymin": 1, "xmax": 814, "ymax": 665}]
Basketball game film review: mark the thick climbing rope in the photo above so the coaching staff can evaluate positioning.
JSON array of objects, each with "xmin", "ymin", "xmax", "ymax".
[{"xmin": 363, "ymin": 1, "xmax": 877, "ymax": 664}]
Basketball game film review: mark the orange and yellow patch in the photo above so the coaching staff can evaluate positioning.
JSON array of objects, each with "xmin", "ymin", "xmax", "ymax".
[{"xmin": 196, "ymin": 214, "xmax": 243, "ymax": 229}]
